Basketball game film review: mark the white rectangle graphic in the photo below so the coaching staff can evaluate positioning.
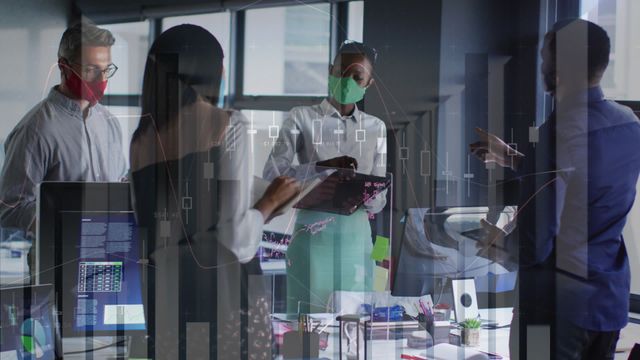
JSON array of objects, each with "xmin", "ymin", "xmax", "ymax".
[
  {"xmin": 420, "ymin": 151, "xmax": 431, "ymax": 176},
  {"xmin": 268, "ymin": 125, "xmax": 279, "ymax": 139},
  {"xmin": 225, "ymin": 125, "xmax": 236, "ymax": 151},
  {"xmin": 203, "ymin": 162, "xmax": 214, "ymax": 179},
  {"xmin": 529, "ymin": 126, "xmax": 539, "ymax": 143},
  {"xmin": 377, "ymin": 138, "xmax": 387, "ymax": 154},
  {"xmin": 103, "ymin": 304, "xmax": 145, "ymax": 325},
  {"xmin": 312, "ymin": 119, "xmax": 323, "ymax": 145},
  {"xmin": 160, "ymin": 220, "xmax": 170, "ymax": 237},
  {"xmin": 399, "ymin": 147, "xmax": 409, "ymax": 160}
]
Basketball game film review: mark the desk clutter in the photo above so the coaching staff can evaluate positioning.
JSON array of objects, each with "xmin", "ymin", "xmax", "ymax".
[
  {"xmin": 280, "ymin": 314, "xmax": 329, "ymax": 359},
  {"xmin": 273, "ymin": 293, "xmax": 501, "ymax": 359}
]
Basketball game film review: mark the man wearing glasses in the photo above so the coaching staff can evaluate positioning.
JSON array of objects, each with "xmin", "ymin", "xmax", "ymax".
[{"xmin": 0, "ymin": 21, "xmax": 126, "ymax": 237}]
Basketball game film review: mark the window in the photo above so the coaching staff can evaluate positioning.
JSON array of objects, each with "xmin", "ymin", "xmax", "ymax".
[
  {"xmin": 243, "ymin": 4, "xmax": 331, "ymax": 96},
  {"xmin": 581, "ymin": 0, "xmax": 640, "ymax": 100},
  {"xmin": 101, "ymin": 21, "xmax": 150, "ymax": 95},
  {"xmin": 95, "ymin": 2, "xmax": 364, "ymax": 165},
  {"xmin": 162, "ymin": 12, "xmax": 232, "ymax": 93},
  {"xmin": 347, "ymin": 1, "xmax": 364, "ymax": 42},
  {"xmin": 100, "ymin": 21, "xmax": 149, "ymax": 168}
]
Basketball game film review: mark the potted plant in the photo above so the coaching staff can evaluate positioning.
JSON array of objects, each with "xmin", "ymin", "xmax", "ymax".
[{"xmin": 460, "ymin": 318, "xmax": 481, "ymax": 347}]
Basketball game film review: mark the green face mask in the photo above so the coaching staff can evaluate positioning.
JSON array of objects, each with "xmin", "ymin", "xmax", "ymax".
[{"xmin": 328, "ymin": 75, "xmax": 367, "ymax": 105}]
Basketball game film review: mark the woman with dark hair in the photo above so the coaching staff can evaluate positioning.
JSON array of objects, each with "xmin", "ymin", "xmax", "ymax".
[{"xmin": 130, "ymin": 25, "xmax": 299, "ymax": 359}]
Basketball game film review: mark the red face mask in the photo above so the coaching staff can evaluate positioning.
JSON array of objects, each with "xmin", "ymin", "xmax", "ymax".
[{"xmin": 62, "ymin": 64, "xmax": 108, "ymax": 106}]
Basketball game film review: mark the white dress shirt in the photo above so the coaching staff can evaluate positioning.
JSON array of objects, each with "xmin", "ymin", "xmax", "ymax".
[
  {"xmin": 263, "ymin": 99, "xmax": 388, "ymax": 213},
  {"xmin": 212, "ymin": 110, "xmax": 265, "ymax": 262}
]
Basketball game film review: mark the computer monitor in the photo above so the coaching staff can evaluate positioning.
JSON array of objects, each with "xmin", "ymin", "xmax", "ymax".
[
  {"xmin": 35, "ymin": 182, "xmax": 146, "ymax": 338},
  {"xmin": 58, "ymin": 211, "xmax": 145, "ymax": 334},
  {"xmin": 259, "ymin": 211, "xmax": 296, "ymax": 272},
  {"xmin": 391, "ymin": 207, "xmax": 517, "ymax": 300},
  {"xmin": 0, "ymin": 284, "xmax": 60, "ymax": 359}
]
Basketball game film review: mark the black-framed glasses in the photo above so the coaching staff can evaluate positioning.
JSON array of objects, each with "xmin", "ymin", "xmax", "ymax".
[{"xmin": 71, "ymin": 61, "xmax": 118, "ymax": 80}]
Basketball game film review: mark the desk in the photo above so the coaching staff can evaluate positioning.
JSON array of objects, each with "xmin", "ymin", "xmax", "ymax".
[
  {"xmin": 62, "ymin": 337, "xmax": 126, "ymax": 359},
  {"xmin": 274, "ymin": 307, "xmax": 513, "ymax": 359},
  {"xmin": 56, "ymin": 309, "xmax": 639, "ymax": 359},
  {"xmin": 616, "ymin": 316, "xmax": 640, "ymax": 359}
]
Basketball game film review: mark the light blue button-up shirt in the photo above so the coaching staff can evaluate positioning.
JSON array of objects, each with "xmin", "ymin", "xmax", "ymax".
[{"xmin": 0, "ymin": 87, "xmax": 127, "ymax": 234}]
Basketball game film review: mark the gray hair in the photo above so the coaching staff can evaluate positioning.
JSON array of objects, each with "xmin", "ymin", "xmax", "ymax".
[{"xmin": 58, "ymin": 21, "xmax": 115, "ymax": 62}]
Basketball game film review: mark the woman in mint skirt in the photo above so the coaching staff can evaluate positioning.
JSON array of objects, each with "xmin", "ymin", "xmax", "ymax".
[{"xmin": 263, "ymin": 41, "xmax": 387, "ymax": 313}]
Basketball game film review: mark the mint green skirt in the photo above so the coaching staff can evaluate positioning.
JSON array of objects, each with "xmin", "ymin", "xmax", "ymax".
[{"xmin": 286, "ymin": 209, "xmax": 374, "ymax": 313}]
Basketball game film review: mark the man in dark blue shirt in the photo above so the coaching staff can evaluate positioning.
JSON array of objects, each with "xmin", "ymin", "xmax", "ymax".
[{"xmin": 471, "ymin": 19, "xmax": 640, "ymax": 359}]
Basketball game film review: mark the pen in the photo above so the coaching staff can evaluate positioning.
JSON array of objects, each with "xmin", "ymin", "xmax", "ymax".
[
  {"xmin": 401, "ymin": 354, "xmax": 427, "ymax": 360},
  {"xmin": 479, "ymin": 350, "xmax": 503, "ymax": 359},
  {"xmin": 418, "ymin": 299, "xmax": 428, "ymax": 317},
  {"xmin": 423, "ymin": 299, "xmax": 433, "ymax": 317}
]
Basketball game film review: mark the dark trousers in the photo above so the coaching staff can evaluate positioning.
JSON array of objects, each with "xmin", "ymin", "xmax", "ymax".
[
  {"xmin": 510, "ymin": 311, "xmax": 620, "ymax": 360},
  {"xmin": 555, "ymin": 322, "xmax": 619, "ymax": 360}
]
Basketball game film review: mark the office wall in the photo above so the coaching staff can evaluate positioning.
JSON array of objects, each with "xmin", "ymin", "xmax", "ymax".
[
  {"xmin": 363, "ymin": 0, "xmax": 442, "ymax": 217},
  {"xmin": 0, "ymin": 0, "xmax": 71, "ymax": 166},
  {"xmin": 363, "ymin": 0, "xmax": 542, "ymax": 249},
  {"xmin": 450, "ymin": 0, "xmax": 544, "ymax": 208}
]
